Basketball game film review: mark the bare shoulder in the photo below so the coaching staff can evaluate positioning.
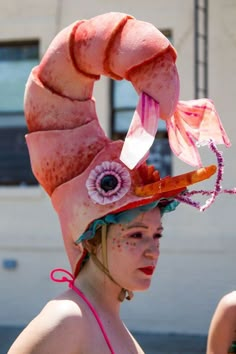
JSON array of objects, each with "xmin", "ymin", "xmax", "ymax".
[
  {"xmin": 218, "ymin": 291, "xmax": 236, "ymax": 315},
  {"xmin": 213, "ymin": 291, "xmax": 236, "ymax": 334},
  {"xmin": 206, "ymin": 292, "xmax": 236, "ymax": 354},
  {"xmin": 221, "ymin": 291, "xmax": 236, "ymax": 306},
  {"xmin": 8, "ymin": 290, "xmax": 86, "ymax": 354}
]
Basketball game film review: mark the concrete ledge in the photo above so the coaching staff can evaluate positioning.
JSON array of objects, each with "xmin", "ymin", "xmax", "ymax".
[
  {"xmin": 134, "ymin": 331, "xmax": 207, "ymax": 354},
  {"xmin": 0, "ymin": 326, "xmax": 23, "ymax": 354}
]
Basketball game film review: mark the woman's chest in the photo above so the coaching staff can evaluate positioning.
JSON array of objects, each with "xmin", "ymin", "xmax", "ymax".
[{"xmin": 81, "ymin": 317, "xmax": 145, "ymax": 354}]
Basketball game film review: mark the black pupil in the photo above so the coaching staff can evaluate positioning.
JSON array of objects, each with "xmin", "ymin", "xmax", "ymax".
[{"xmin": 100, "ymin": 174, "xmax": 118, "ymax": 192}]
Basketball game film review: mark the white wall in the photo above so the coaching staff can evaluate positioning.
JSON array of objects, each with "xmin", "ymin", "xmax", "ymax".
[
  {"xmin": 0, "ymin": 187, "xmax": 69, "ymax": 325},
  {"xmin": 0, "ymin": 0, "xmax": 235, "ymax": 334}
]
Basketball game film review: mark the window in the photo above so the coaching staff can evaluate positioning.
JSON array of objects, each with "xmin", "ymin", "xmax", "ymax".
[
  {"xmin": 110, "ymin": 29, "xmax": 172, "ymax": 178},
  {"xmin": 0, "ymin": 41, "xmax": 39, "ymax": 185}
]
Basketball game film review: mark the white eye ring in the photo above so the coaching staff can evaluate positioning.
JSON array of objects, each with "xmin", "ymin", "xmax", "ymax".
[{"xmin": 86, "ymin": 161, "xmax": 131, "ymax": 205}]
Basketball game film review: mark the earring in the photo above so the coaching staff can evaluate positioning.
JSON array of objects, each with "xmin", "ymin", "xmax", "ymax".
[
  {"xmin": 118, "ymin": 288, "xmax": 134, "ymax": 302},
  {"xmin": 126, "ymin": 290, "xmax": 134, "ymax": 301},
  {"xmin": 118, "ymin": 288, "xmax": 126, "ymax": 302}
]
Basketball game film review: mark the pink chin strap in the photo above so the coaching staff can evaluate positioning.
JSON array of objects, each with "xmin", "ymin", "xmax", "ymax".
[{"xmin": 50, "ymin": 268, "xmax": 115, "ymax": 354}]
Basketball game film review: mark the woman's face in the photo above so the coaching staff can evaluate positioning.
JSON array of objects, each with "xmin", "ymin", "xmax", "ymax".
[{"xmin": 106, "ymin": 207, "xmax": 163, "ymax": 292}]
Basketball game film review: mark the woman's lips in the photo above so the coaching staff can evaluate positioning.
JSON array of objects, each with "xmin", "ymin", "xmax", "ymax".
[{"xmin": 138, "ymin": 266, "xmax": 155, "ymax": 275}]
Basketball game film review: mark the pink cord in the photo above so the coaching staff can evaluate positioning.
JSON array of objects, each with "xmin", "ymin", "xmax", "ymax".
[{"xmin": 50, "ymin": 268, "xmax": 115, "ymax": 354}]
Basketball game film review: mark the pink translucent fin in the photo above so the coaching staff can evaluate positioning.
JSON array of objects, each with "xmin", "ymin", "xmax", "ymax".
[
  {"xmin": 120, "ymin": 92, "xmax": 160, "ymax": 169},
  {"xmin": 166, "ymin": 99, "xmax": 231, "ymax": 167}
]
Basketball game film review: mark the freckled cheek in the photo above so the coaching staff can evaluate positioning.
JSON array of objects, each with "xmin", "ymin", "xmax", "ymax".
[
  {"xmin": 111, "ymin": 235, "xmax": 138, "ymax": 253},
  {"xmin": 123, "ymin": 240, "xmax": 138, "ymax": 252},
  {"xmin": 111, "ymin": 235, "xmax": 123, "ymax": 253}
]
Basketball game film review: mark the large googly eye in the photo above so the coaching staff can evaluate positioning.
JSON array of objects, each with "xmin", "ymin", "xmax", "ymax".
[
  {"xmin": 100, "ymin": 174, "xmax": 118, "ymax": 191},
  {"xmin": 86, "ymin": 161, "xmax": 131, "ymax": 205}
]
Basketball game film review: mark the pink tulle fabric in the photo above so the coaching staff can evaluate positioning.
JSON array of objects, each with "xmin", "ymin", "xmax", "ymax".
[
  {"xmin": 120, "ymin": 92, "xmax": 160, "ymax": 169},
  {"xmin": 167, "ymin": 99, "xmax": 231, "ymax": 167}
]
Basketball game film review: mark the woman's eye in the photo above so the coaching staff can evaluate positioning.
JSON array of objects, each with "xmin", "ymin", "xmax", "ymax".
[
  {"xmin": 130, "ymin": 232, "xmax": 143, "ymax": 239},
  {"xmin": 154, "ymin": 233, "xmax": 163, "ymax": 239}
]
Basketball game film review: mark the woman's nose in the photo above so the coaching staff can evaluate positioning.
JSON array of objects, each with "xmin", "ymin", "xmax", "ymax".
[{"xmin": 143, "ymin": 240, "xmax": 160, "ymax": 259}]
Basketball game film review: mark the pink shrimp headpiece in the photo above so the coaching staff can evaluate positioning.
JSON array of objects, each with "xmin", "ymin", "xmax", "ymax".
[{"xmin": 24, "ymin": 12, "xmax": 232, "ymax": 276}]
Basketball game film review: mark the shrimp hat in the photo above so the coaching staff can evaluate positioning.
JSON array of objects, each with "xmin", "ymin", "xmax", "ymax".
[{"xmin": 24, "ymin": 12, "xmax": 232, "ymax": 276}]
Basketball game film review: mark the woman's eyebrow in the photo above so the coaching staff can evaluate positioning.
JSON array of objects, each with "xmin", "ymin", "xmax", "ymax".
[
  {"xmin": 126, "ymin": 223, "xmax": 164, "ymax": 231},
  {"xmin": 126, "ymin": 222, "xmax": 148, "ymax": 229}
]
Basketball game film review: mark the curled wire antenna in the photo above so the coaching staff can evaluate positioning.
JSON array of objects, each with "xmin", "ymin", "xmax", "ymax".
[{"xmin": 175, "ymin": 139, "xmax": 236, "ymax": 211}]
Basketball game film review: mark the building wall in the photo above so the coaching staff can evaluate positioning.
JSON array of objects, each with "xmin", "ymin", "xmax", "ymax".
[{"xmin": 0, "ymin": 0, "xmax": 235, "ymax": 334}]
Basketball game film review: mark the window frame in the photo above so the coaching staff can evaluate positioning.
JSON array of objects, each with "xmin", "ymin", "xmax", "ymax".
[{"xmin": 0, "ymin": 40, "xmax": 39, "ymax": 186}]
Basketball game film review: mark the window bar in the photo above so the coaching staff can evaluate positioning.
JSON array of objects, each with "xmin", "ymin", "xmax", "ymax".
[{"xmin": 194, "ymin": 0, "xmax": 208, "ymax": 98}]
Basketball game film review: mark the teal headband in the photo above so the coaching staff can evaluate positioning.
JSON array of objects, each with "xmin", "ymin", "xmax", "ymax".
[{"xmin": 76, "ymin": 198, "xmax": 179, "ymax": 244}]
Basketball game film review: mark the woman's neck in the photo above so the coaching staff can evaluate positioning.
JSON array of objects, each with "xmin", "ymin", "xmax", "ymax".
[{"xmin": 74, "ymin": 259, "xmax": 122, "ymax": 316}]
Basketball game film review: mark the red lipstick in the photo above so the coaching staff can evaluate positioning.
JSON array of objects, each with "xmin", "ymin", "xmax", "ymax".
[{"xmin": 138, "ymin": 266, "xmax": 155, "ymax": 275}]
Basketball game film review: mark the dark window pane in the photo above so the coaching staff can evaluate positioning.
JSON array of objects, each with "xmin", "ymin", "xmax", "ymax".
[
  {"xmin": 113, "ymin": 80, "xmax": 138, "ymax": 108},
  {"xmin": 0, "ymin": 126, "xmax": 37, "ymax": 185},
  {"xmin": 114, "ymin": 110, "xmax": 134, "ymax": 132},
  {"xmin": 0, "ymin": 41, "xmax": 39, "ymax": 185},
  {"xmin": 148, "ymin": 138, "xmax": 172, "ymax": 177},
  {"xmin": 0, "ymin": 60, "xmax": 38, "ymax": 112},
  {"xmin": 0, "ymin": 42, "xmax": 39, "ymax": 113},
  {"xmin": 0, "ymin": 112, "xmax": 27, "ymax": 128},
  {"xmin": 0, "ymin": 43, "xmax": 38, "ymax": 61}
]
